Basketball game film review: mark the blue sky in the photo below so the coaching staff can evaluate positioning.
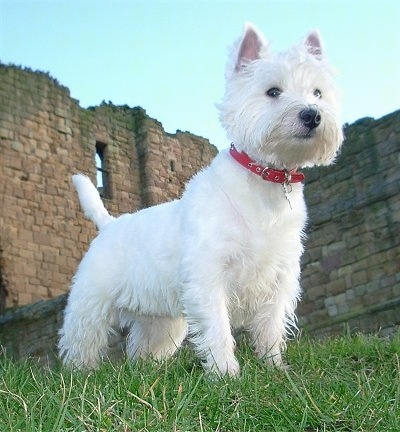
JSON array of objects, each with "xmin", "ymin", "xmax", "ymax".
[{"xmin": 1, "ymin": 0, "xmax": 399, "ymax": 150}]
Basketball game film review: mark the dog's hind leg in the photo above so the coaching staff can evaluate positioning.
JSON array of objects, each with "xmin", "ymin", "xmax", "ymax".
[
  {"xmin": 58, "ymin": 296, "xmax": 117, "ymax": 369},
  {"xmin": 126, "ymin": 316, "xmax": 187, "ymax": 361}
]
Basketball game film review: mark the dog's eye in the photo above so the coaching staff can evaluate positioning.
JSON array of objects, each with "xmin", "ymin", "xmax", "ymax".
[
  {"xmin": 266, "ymin": 88, "xmax": 282, "ymax": 98},
  {"xmin": 313, "ymin": 89, "xmax": 322, "ymax": 98}
]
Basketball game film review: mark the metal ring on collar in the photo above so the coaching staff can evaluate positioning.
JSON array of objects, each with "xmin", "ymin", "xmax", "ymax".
[{"xmin": 261, "ymin": 167, "xmax": 270, "ymax": 179}]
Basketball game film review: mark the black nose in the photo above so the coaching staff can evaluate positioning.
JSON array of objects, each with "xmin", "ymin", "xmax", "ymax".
[{"xmin": 299, "ymin": 106, "xmax": 321, "ymax": 130}]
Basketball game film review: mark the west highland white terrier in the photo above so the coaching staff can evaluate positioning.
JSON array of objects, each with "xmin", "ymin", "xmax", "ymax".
[{"xmin": 59, "ymin": 23, "xmax": 343, "ymax": 376}]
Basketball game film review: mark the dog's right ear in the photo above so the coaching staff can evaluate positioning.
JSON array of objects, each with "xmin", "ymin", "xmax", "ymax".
[{"xmin": 235, "ymin": 23, "xmax": 268, "ymax": 71}]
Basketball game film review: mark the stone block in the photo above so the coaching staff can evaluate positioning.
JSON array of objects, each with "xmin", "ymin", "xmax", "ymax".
[
  {"xmin": 380, "ymin": 276, "xmax": 395, "ymax": 288},
  {"xmin": 324, "ymin": 296, "xmax": 335, "ymax": 307},
  {"xmin": 321, "ymin": 253, "xmax": 342, "ymax": 272},
  {"xmin": 327, "ymin": 278, "xmax": 346, "ymax": 295},
  {"xmin": 11, "ymin": 140, "xmax": 24, "ymax": 152},
  {"xmin": 337, "ymin": 303, "xmax": 350, "ymax": 315},
  {"xmin": 327, "ymin": 304, "xmax": 338, "ymax": 317},
  {"xmin": 307, "ymin": 285, "xmax": 324, "ymax": 301},
  {"xmin": 351, "ymin": 270, "xmax": 368, "ymax": 286},
  {"xmin": 0, "ymin": 127, "xmax": 14, "ymax": 138},
  {"xmin": 335, "ymin": 292, "xmax": 347, "ymax": 305}
]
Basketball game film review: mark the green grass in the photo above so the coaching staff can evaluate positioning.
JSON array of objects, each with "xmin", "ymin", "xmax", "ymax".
[{"xmin": 1, "ymin": 334, "xmax": 399, "ymax": 431}]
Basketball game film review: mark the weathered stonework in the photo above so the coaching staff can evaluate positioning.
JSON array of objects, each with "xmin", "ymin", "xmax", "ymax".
[
  {"xmin": 299, "ymin": 111, "xmax": 400, "ymax": 336},
  {"xmin": 0, "ymin": 295, "xmax": 67, "ymax": 364},
  {"xmin": 0, "ymin": 64, "xmax": 217, "ymax": 309}
]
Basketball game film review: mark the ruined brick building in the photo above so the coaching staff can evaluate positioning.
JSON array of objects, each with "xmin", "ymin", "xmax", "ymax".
[
  {"xmin": 0, "ymin": 64, "xmax": 217, "ymax": 311},
  {"xmin": 0, "ymin": 64, "xmax": 399, "ymax": 360}
]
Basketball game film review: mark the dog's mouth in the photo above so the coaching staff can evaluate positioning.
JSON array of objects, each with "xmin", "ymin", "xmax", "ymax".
[{"xmin": 294, "ymin": 128, "xmax": 317, "ymax": 140}]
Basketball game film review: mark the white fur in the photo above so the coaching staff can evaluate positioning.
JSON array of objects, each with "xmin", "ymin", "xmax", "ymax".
[
  {"xmin": 72, "ymin": 174, "xmax": 115, "ymax": 229},
  {"xmin": 59, "ymin": 23, "xmax": 343, "ymax": 376}
]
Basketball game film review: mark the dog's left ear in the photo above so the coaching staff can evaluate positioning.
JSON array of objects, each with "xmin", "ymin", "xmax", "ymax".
[{"xmin": 304, "ymin": 30, "xmax": 323, "ymax": 59}]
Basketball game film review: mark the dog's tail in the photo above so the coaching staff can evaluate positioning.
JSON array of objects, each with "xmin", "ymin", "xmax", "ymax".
[{"xmin": 72, "ymin": 174, "xmax": 114, "ymax": 230}]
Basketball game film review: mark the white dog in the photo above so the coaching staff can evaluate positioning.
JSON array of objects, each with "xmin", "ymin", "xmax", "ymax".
[{"xmin": 59, "ymin": 23, "xmax": 343, "ymax": 376}]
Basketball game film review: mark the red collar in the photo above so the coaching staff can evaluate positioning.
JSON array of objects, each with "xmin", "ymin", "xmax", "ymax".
[{"xmin": 229, "ymin": 144, "xmax": 305, "ymax": 184}]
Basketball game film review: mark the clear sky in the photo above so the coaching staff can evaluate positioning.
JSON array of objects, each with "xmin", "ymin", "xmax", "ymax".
[{"xmin": 1, "ymin": 0, "xmax": 399, "ymax": 150}]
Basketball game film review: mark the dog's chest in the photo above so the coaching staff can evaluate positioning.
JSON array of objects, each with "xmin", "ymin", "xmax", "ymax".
[
  {"xmin": 223, "ymin": 196, "xmax": 305, "ymax": 322},
  {"xmin": 226, "ymin": 229, "xmax": 288, "ymax": 293}
]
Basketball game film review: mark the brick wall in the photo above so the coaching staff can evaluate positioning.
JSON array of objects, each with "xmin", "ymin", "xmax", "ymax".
[
  {"xmin": 0, "ymin": 64, "xmax": 217, "ymax": 309},
  {"xmin": 299, "ymin": 111, "xmax": 400, "ymax": 336}
]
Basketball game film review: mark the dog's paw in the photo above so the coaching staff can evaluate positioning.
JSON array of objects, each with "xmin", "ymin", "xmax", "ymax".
[
  {"xmin": 202, "ymin": 356, "xmax": 240, "ymax": 378},
  {"xmin": 264, "ymin": 353, "xmax": 290, "ymax": 371}
]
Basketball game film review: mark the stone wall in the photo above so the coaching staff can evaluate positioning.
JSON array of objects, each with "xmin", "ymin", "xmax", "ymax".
[
  {"xmin": 0, "ymin": 295, "xmax": 66, "ymax": 365},
  {"xmin": 299, "ymin": 110, "xmax": 400, "ymax": 337},
  {"xmin": 0, "ymin": 64, "xmax": 217, "ymax": 310}
]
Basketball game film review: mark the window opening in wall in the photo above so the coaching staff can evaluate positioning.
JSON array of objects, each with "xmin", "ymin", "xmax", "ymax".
[
  {"xmin": 170, "ymin": 160, "xmax": 176, "ymax": 172},
  {"xmin": 95, "ymin": 142, "xmax": 110, "ymax": 198}
]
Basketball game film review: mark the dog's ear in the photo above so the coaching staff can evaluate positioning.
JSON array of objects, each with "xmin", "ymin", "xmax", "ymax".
[
  {"xmin": 304, "ymin": 30, "xmax": 323, "ymax": 59},
  {"xmin": 235, "ymin": 23, "xmax": 268, "ymax": 71}
]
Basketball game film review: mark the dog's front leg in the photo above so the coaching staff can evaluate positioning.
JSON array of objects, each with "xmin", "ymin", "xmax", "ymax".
[
  {"xmin": 249, "ymin": 278, "xmax": 300, "ymax": 369},
  {"xmin": 182, "ymin": 284, "xmax": 239, "ymax": 377},
  {"xmin": 249, "ymin": 301, "xmax": 287, "ymax": 368}
]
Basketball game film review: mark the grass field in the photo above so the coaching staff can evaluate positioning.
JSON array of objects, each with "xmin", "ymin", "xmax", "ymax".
[{"xmin": 1, "ymin": 334, "xmax": 399, "ymax": 431}]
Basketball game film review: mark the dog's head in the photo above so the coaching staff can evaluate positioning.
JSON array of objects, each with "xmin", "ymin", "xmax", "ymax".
[{"xmin": 218, "ymin": 23, "xmax": 344, "ymax": 169}]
